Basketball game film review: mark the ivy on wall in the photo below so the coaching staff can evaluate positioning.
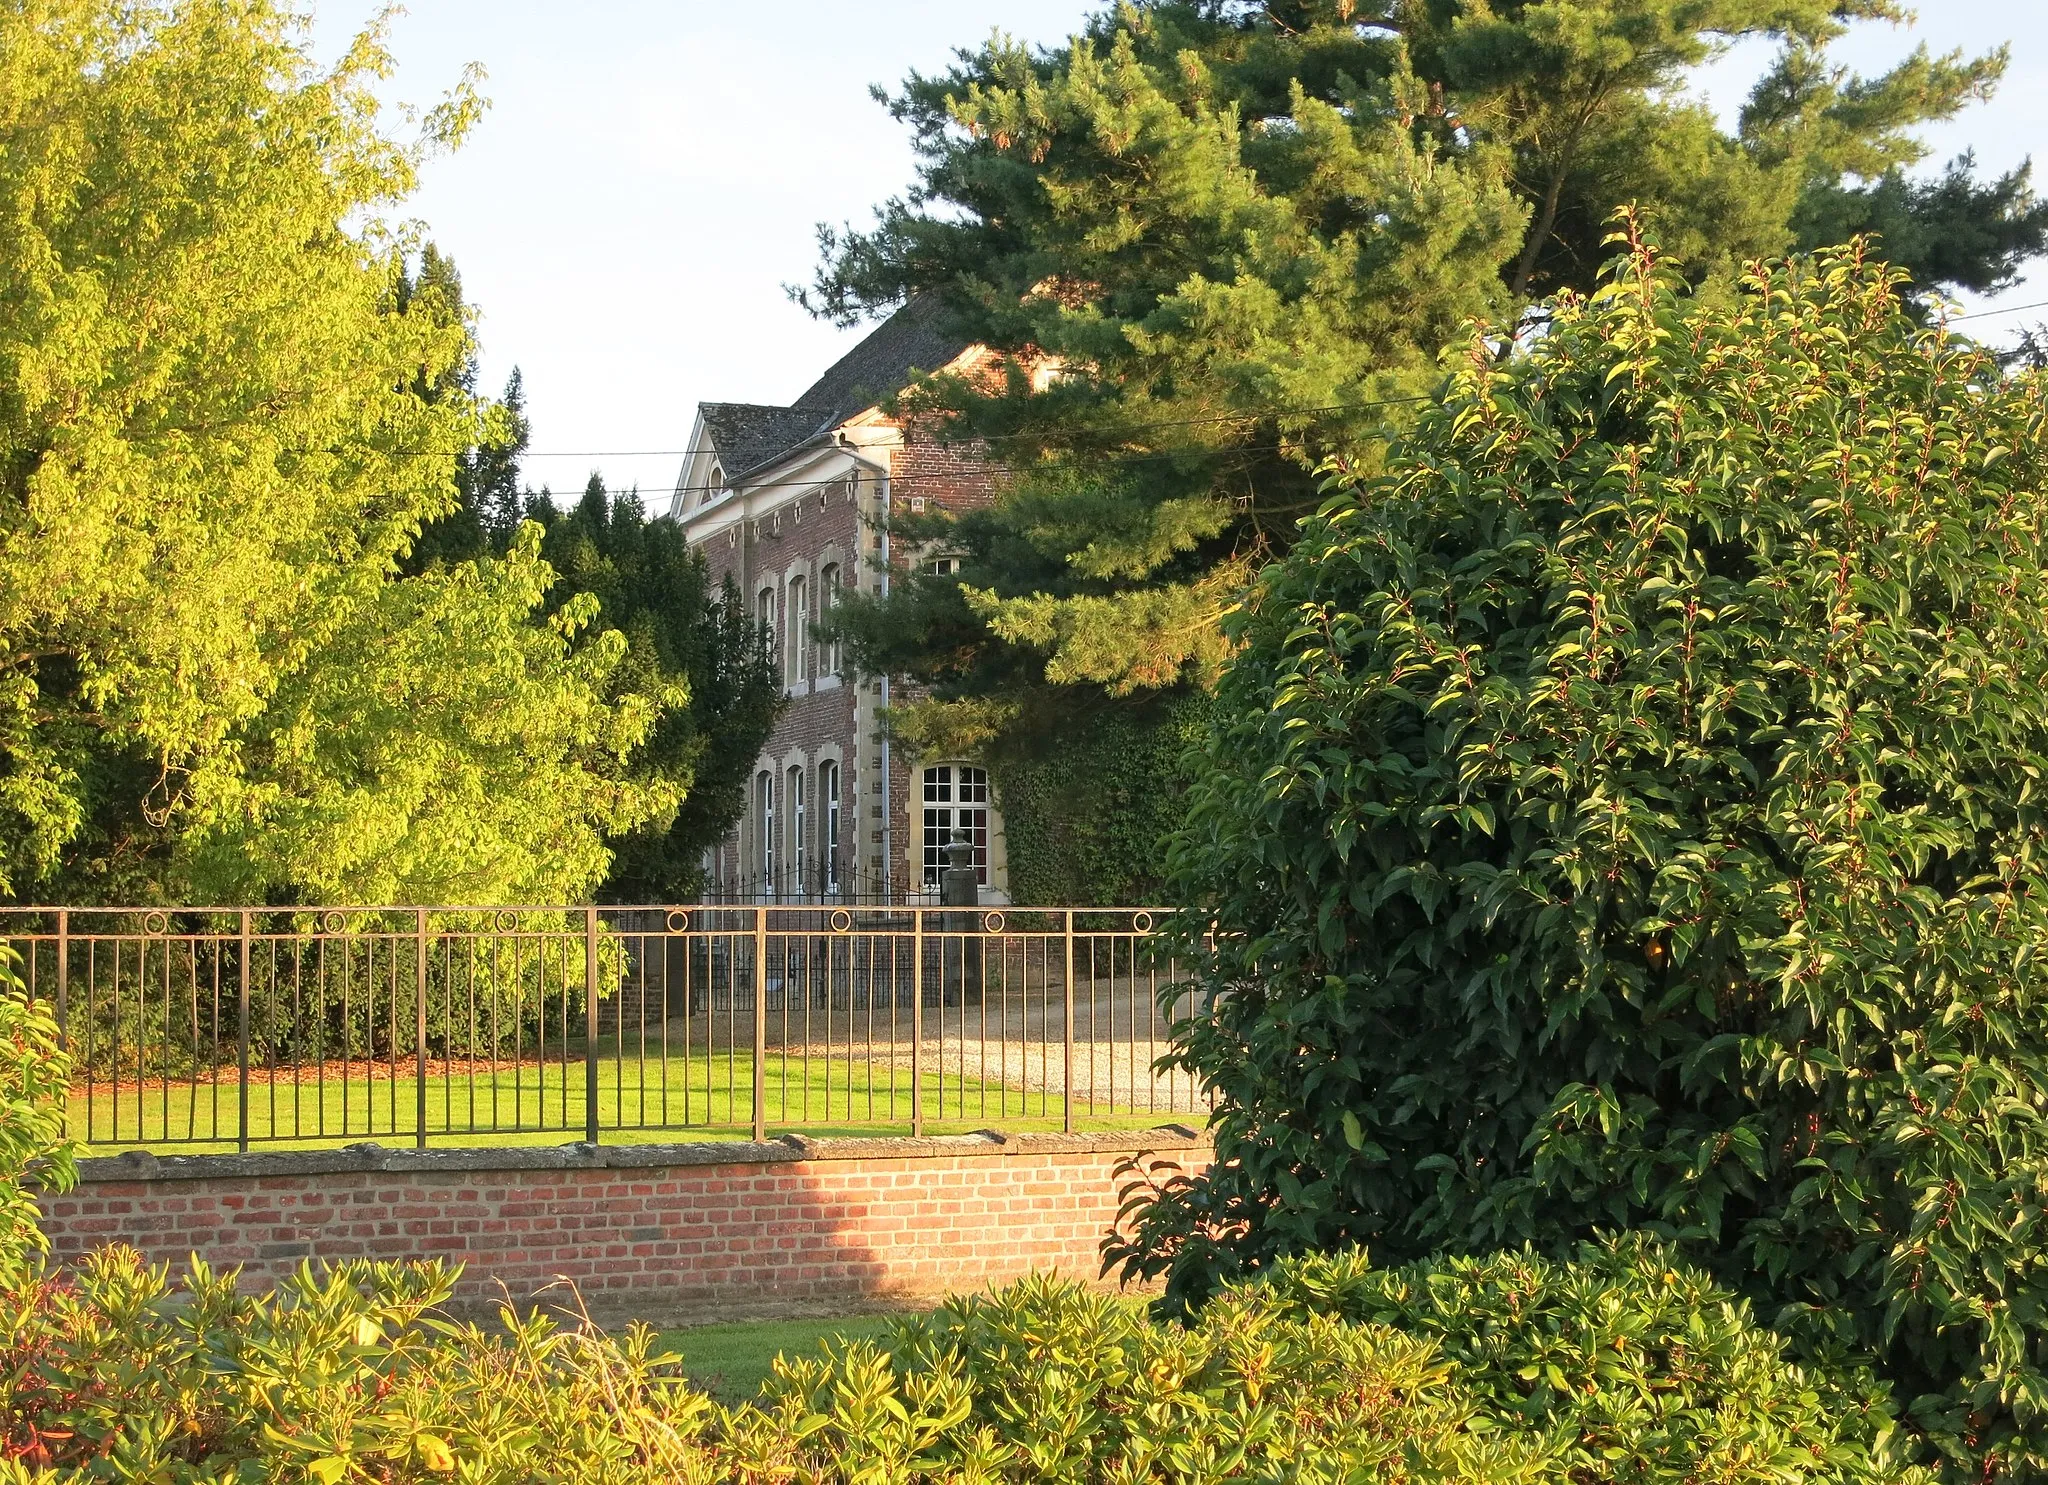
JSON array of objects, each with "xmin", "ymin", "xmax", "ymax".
[{"xmin": 991, "ymin": 692, "xmax": 1209, "ymax": 906}]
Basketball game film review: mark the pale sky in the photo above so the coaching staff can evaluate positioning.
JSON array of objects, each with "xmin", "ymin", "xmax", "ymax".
[{"xmin": 311, "ymin": 2, "xmax": 2048, "ymax": 500}]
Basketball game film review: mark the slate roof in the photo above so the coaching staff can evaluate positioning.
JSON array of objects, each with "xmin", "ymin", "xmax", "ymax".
[
  {"xmin": 696, "ymin": 402, "xmax": 839, "ymax": 484},
  {"xmin": 698, "ymin": 296, "xmax": 973, "ymax": 483}
]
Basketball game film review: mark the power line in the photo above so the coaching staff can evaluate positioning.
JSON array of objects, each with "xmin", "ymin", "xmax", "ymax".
[
  {"xmin": 1945, "ymin": 297, "xmax": 2048, "ymax": 324},
  {"xmin": 273, "ymin": 296, "xmax": 2048, "ymax": 481},
  {"xmin": 292, "ymin": 392, "xmax": 1435, "ymax": 464}
]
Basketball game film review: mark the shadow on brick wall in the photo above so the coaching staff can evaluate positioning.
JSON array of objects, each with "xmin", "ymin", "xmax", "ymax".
[{"xmin": 37, "ymin": 1130, "xmax": 1211, "ymax": 1326}]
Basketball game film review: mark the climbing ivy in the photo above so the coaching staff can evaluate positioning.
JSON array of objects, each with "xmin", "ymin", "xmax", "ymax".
[{"xmin": 993, "ymin": 693, "xmax": 1209, "ymax": 906}]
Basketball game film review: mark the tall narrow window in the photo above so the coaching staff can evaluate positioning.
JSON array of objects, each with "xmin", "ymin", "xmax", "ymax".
[
  {"xmin": 787, "ymin": 576, "xmax": 808, "ymax": 684},
  {"xmin": 819, "ymin": 761, "xmax": 841, "ymax": 896},
  {"xmin": 755, "ymin": 769, "xmax": 775, "ymax": 897},
  {"xmin": 922, "ymin": 764, "xmax": 990, "ymax": 889},
  {"xmin": 820, "ymin": 564, "xmax": 843, "ymax": 677},
  {"xmin": 756, "ymin": 585, "xmax": 776, "ymax": 661},
  {"xmin": 787, "ymin": 766, "xmax": 806, "ymax": 896}
]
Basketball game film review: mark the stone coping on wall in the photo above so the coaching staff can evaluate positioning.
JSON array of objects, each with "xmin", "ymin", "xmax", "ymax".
[{"xmin": 71, "ymin": 1126, "xmax": 1209, "ymax": 1184}]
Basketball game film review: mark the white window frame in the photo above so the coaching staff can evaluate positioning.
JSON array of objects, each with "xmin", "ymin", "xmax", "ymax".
[
  {"xmin": 819, "ymin": 760, "xmax": 841, "ymax": 896},
  {"xmin": 821, "ymin": 563, "xmax": 843, "ymax": 677},
  {"xmin": 787, "ymin": 575, "xmax": 808, "ymax": 685},
  {"xmin": 755, "ymin": 769, "xmax": 775, "ymax": 897},
  {"xmin": 922, "ymin": 763, "xmax": 990, "ymax": 890},
  {"xmin": 787, "ymin": 765, "xmax": 806, "ymax": 896}
]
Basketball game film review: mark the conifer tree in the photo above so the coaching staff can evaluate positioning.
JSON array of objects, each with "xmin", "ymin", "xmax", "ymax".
[
  {"xmin": 810, "ymin": 0, "xmax": 2047, "ymax": 777},
  {"xmin": 519, "ymin": 477, "xmax": 783, "ymax": 903}
]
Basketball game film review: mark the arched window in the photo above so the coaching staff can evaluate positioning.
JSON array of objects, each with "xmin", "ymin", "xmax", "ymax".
[
  {"xmin": 756, "ymin": 585, "xmax": 776, "ymax": 660},
  {"xmin": 755, "ymin": 769, "xmax": 775, "ymax": 897},
  {"xmin": 787, "ymin": 575, "xmax": 808, "ymax": 684},
  {"xmin": 820, "ymin": 564, "xmax": 843, "ymax": 677},
  {"xmin": 922, "ymin": 764, "xmax": 990, "ymax": 890},
  {"xmin": 819, "ymin": 760, "xmax": 841, "ymax": 896},
  {"xmin": 787, "ymin": 766, "xmax": 806, "ymax": 895}
]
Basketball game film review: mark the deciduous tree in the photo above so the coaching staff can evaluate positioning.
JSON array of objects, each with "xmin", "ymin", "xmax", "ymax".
[{"xmin": 0, "ymin": 0, "xmax": 677, "ymax": 904}]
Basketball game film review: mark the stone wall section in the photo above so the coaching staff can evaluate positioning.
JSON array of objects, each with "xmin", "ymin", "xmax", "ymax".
[{"xmin": 37, "ymin": 1130, "xmax": 1207, "ymax": 1321}]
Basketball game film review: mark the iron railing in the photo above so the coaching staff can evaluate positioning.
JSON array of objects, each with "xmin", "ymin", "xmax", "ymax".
[
  {"xmin": 691, "ymin": 868, "xmax": 955, "ymax": 907},
  {"xmin": 0, "ymin": 906, "xmax": 1203, "ymax": 1153}
]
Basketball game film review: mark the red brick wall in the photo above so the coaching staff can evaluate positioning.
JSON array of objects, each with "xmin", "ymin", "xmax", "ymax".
[
  {"xmin": 37, "ymin": 1132, "xmax": 1208, "ymax": 1320},
  {"xmin": 687, "ymin": 411, "xmax": 1009, "ymax": 901}
]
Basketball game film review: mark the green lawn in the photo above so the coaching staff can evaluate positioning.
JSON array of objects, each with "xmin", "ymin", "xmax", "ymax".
[
  {"xmin": 657, "ymin": 1314, "xmax": 906, "ymax": 1403},
  {"xmin": 67, "ymin": 1044, "xmax": 1186, "ymax": 1153}
]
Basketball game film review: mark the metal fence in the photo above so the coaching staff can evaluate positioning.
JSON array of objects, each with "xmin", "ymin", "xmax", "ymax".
[{"xmin": 0, "ymin": 906, "xmax": 1205, "ymax": 1153}]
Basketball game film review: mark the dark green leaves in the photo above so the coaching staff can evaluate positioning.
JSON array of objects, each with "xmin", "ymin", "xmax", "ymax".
[{"xmin": 1135, "ymin": 231, "xmax": 2048, "ymax": 1475}]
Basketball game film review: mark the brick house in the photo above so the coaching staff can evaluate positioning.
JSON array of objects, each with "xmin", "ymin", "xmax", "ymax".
[{"xmin": 669, "ymin": 298, "xmax": 1012, "ymax": 903}]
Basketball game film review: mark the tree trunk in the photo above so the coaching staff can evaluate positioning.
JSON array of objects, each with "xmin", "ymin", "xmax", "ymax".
[{"xmin": 1510, "ymin": 163, "xmax": 1568, "ymax": 305}]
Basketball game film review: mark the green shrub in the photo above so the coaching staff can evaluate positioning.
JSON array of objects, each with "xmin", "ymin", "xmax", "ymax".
[
  {"xmin": 742, "ymin": 1273, "xmax": 1541, "ymax": 1483},
  {"xmin": 1126, "ymin": 226, "xmax": 2048, "ymax": 1475},
  {"xmin": 0, "ymin": 1249, "xmax": 713, "ymax": 1483},
  {"xmin": 0, "ymin": 970, "xmax": 75, "ymax": 1278},
  {"xmin": 1236, "ymin": 1236, "xmax": 1919, "ymax": 1484},
  {"xmin": 0, "ymin": 1243, "xmax": 1923, "ymax": 1483}
]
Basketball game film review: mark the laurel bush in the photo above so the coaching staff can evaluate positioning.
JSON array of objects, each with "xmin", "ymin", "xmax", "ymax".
[{"xmin": 1120, "ymin": 227, "xmax": 2048, "ymax": 1475}]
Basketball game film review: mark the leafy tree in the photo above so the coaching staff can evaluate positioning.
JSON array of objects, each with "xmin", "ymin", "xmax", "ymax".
[
  {"xmin": 390, "ymin": 246, "xmax": 781, "ymax": 903},
  {"xmin": 0, "ymin": 0, "xmax": 678, "ymax": 905},
  {"xmin": 810, "ymin": 0, "xmax": 2045, "ymax": 821},
  {"xmin": 518, "ymin": 478, "xmax": 783, "ymax": 903},
  {"xmin": 1120, "ymin": 229, "xmax": 2048, "ymax": 1474}
]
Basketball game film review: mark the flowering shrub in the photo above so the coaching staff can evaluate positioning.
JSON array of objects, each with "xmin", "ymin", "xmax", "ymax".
[{"xmin": 1134, "ymin": 228, "xmax": 2048, "ymax": 1474}]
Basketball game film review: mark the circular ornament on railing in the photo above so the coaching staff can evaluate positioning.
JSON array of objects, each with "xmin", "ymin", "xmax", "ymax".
[
  {"xmin": 493, "ymin": 909, "xmax": 519, "ymax": 934},
  {"xmin": 983, "ymin": 911, "xmax": 1006, "ymax": 935},
  {"xmin": 830, "ymin": 909, "xmax": 854, "ymax": 934},
  {"xmin": 142, "ymin": 910, "xmax": 170, "ymax": 937},
  {"xmin": 1132, "ymin": 911, "xmax": 1155, "ymax": 934},
  {"xmin": 665, "ymin": 909, "xmax": 691, "ymax": 935},
  {"xmin": 319, "ymin": 910, "xmax": 345, "ymax": 936}
]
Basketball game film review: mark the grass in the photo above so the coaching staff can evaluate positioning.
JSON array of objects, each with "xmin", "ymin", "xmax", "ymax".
[
  {"xmin": 656, "ymin": 1313, "xmax": 907, "ymax": 1403},
  {"xmin": 67, "ymin": 1043, "xmax": 1192, "ymax": 1154}
]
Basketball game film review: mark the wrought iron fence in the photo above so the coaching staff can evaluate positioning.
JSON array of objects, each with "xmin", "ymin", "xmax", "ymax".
[
  {"xmin": 0, "ymin": 906, "xmax": 1205, "ymax": 1153},
  {"xmin": 691, "ymin": 868, "xmax": 949, "ymax": 907}
]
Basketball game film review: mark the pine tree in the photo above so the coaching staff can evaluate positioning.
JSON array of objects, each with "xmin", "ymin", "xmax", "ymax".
[{"xmin": 808, "ymin": 0, "xmax": 2047, "ymax": 802}]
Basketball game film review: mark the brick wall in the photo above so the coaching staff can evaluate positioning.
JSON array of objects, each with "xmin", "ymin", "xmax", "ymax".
[
  {"xmin": 37, "ymin": 1130, "xmax": 1208, "ymax": 1321},
  {"xmin": 688, "ymin": 409, "xmax": 1010, "ymax": 901}
]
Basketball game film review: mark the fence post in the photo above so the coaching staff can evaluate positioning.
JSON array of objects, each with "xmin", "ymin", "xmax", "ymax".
[
  {"xmin": 54, "ymin": 909, "xmax": 68, "ymax": 1049},
  {"xmin": 911, "ymin": 906, "xmax": 925, "ymax": 1138},
  {"xmin": 238, "ymin": 909, "xmax": 252, "ymax": 1154},
  {"xmin": 583, "ymin": 906, "xmax": 601, "ymax": 1146},
  {"xmin": 415, "ymin": 908, "xmax": 429, "ymax": 1150},
  {"xmin": 1063, "ymin": 909, "xmax": 1075, "ymax": 1135},
  {"xmin": 752, "ymin": 906, "xmax": 768, "ymax": 1142}
]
